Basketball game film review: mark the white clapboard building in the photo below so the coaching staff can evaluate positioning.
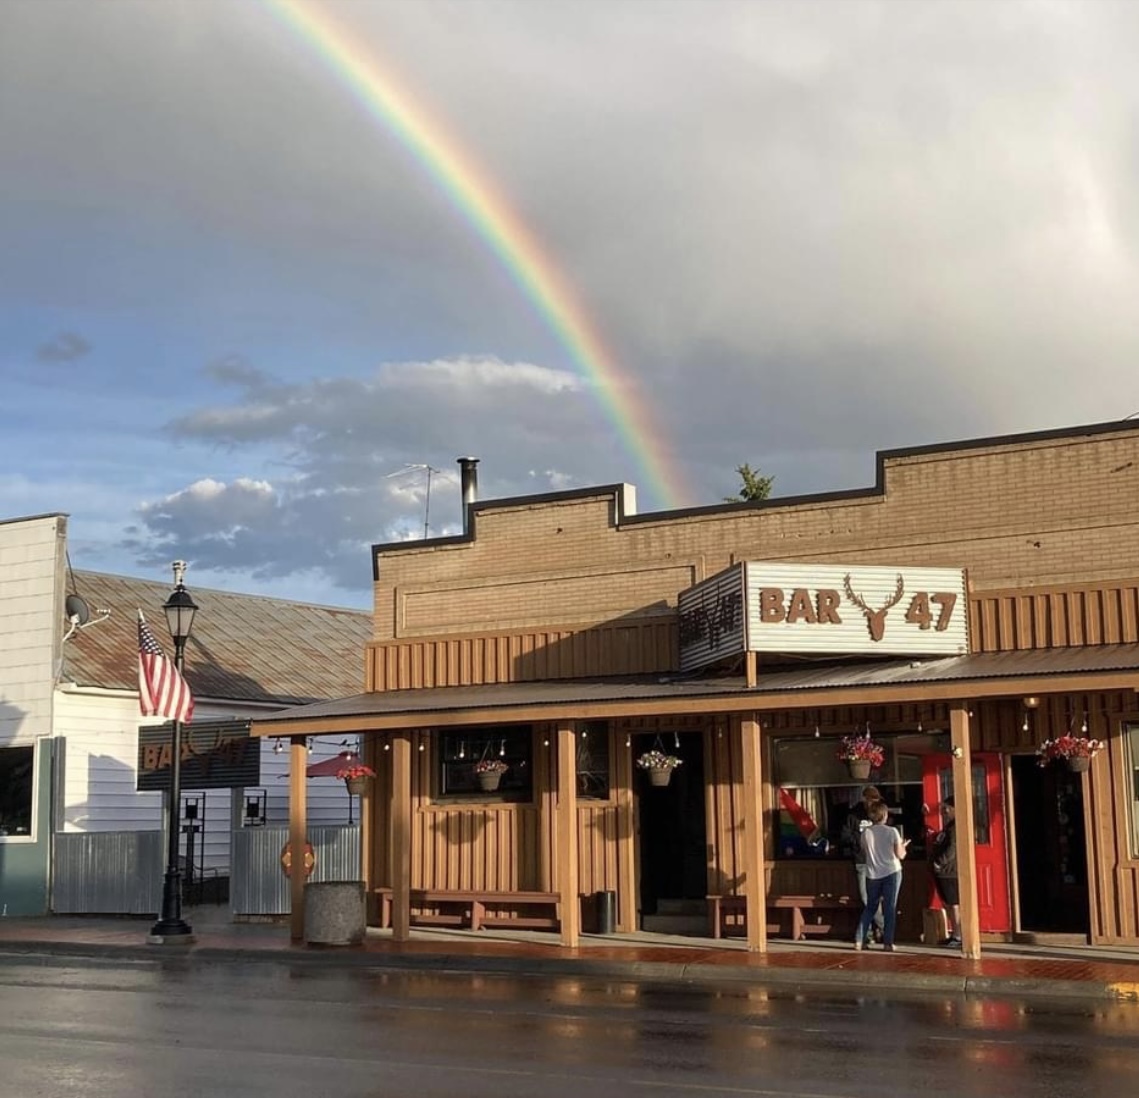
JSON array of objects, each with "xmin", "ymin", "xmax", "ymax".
[{"xmin": 0, "ymin": 512, "xmax": 371, "ymax": 916}]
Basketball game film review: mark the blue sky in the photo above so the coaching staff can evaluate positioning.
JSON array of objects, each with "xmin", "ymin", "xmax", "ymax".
[{"xmin": 4, "ymin": 0, "xmax": 1138, "ymax": 608}]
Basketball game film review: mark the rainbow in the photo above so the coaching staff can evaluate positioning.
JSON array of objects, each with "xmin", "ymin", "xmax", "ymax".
[{"xmin": 260, "ymin": 0, "xmax": 689, "ymax": 510}]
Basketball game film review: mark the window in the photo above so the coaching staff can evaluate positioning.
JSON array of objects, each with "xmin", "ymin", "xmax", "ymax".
[
  {"xmin": 575, "ymin": 722, "xmax": 611, "ymax": 800},
  {"xmin": 439, "ymin": 726, "xmax": 533, "ymax": 800},
  {"xmin": 0, "ymin": 745, "xmax": 34, "ymax": 839},
  {"xmin": 1127, "ymin": 724, "xmax": 1139, "ymax": 857},
  {"xmin": 773, "ymin": 735, "xmax": 929, "ymax": 859}
]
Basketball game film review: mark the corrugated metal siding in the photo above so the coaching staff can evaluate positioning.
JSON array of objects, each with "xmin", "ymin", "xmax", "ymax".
[
  {"xmin": 231, "ymin": 825, "xmax": 361, "ymax": 916},
  {"xmin": 53, "ymin": 831, "xmax": 164, "ymax": 914}
]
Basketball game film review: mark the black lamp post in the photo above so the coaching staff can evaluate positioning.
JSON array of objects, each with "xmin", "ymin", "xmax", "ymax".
[{"xmin": 149, "ymin": 561, "xmax": 198, "ymax": 942}]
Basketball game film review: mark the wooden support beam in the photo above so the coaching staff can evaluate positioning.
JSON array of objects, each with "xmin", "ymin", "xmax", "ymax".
[
  {"xmin": 288, "ymin": 735, "xmax": 307, "ymax": 942},
  {"xmin": 556, "ymin": 722, "xmax": 581, "ymax": 947},
  {"xmin": 390, "ymin": 730, "xmax": 412, "ymax": 942},
  {"xmin": 739, "ymin": 713, "xmax": 768, "ymax": 952},
  {"xmin": 950, "ymin": 704, "xmax": 981, "ymax": 960}
]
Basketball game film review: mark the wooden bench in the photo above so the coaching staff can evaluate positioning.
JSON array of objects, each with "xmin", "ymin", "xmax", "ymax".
[
  {"xmin": 373, "ymin": 887, "xmax": 561, "ymax": 932},
  {"xmin": 708, "ymin": 893, "xmax": 860, "ymax": 941}
]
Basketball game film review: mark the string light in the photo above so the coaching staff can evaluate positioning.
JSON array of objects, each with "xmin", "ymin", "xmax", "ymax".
[
  {"xmin": 499, "ymin": 739, "xmax": 506, "ymax": 757},
  {"xmin": 273, "ymin": 739, "xmax": 283, "ymax": 755},
  {"xmin": 814, "ymin": 725, "xmax": 820, "ymax": 739},
  {"xmin": 1081, "ymin": 712, "xmax": 1089, "ymax": 734},
  {"xmin": 307, "ymin": 738, "xmax": 313, "ymax": 754},
  {"xmin": 1022, "ymin": 711, "xmax": 1030, "ymax": 733},
  {"xmin": 673, "ymin": 731, "xmax": 680, "ymax": 749},
  {"xmin": 383, "ymin": 741, "xmax": 391, "ymax": 752}
]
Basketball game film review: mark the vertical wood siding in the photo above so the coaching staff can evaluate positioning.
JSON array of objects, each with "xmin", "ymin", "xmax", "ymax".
[
  {"xmin": 970, "ymin": 582, "xmax": 1139, "ymax": 651},
  {"xmin": 366, "ymin": 619, "xmax": 677, "ymax": 691}
]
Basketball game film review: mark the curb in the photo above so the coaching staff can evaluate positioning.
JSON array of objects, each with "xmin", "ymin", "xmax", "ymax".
[{"xmin": 0, "ymin": 938, "xmax": 1131, "ymax": 1002}]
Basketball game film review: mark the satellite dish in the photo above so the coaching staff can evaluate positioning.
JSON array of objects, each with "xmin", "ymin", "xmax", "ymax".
[{"xmin": 65, "ymin": 594, "xmax": 91, "ymax": 626}]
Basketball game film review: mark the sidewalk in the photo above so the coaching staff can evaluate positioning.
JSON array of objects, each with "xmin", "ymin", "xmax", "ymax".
[{"xmin": 2, "ymin": 910, "xmax": 1139, "ymax": 1003}]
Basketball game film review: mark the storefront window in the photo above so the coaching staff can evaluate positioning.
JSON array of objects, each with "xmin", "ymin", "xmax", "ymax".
[
  {"xmin": 576, "ymin": 722, "xmax": 611, "ymax": 800},
  {"xmin": 0, "ymin": 745, "xmax": 34, "ymax": 838},
  {"xmin": 773, "ymin": 736, "xmax": 928, "ymax": 859},
  {"xmin": 439, "ymin": 726, "xmax": 533, "ymax": 799},
  {"xmin": 1127, "ymin": 724, "xmax": 1139, "ymax": 857}
]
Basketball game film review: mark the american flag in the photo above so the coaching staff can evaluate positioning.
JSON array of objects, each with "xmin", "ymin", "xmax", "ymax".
[{"xmin": 137, "ymin": 610, "xmax": 194, "ymax": 723}]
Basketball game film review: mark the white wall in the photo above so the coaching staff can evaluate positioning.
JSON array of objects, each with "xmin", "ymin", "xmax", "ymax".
[
  {"xmin": 0, "ymin": 514, "xmax": 65, "ymax": 747},
  {"xmin": 53, "ymin": 687, "xmax": 357, "ymax": 873}
]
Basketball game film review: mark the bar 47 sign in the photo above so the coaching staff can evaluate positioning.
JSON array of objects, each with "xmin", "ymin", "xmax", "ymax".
[{"xmin": 679, "ymin": 561, "xmax": 968, "ymax": 671}]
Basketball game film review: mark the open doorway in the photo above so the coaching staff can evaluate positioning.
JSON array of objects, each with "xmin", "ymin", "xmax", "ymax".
[
  {"xmin": 1011, "ymin": 755, "xmax": 1090, "ymax": 934},
  {"xmin": 634, "ymin": 731, "xmax": 706, "ymax": 919}
]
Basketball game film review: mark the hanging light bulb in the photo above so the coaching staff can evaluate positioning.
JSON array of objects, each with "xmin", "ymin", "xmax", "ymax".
[
  {"xmin": 673, "ymin": 731, "xmax": 680, "ymax": 749},
  {"xmin": 1081, "ymin": 713, "xmax": 1089, "ymax": 734},
  {"xmin": 814, "ymin": 725, "xmax": 820, "ymax": 739},
  {"xmin": 1022, "ymin": 712, "xmax": 1030, "ymax": 733},
  {"xmin": 625, "ymin": 734, "xmax": 631, "ymax": 747},
  {"xmin": 418, "ymin": 742, "xmax": 425, "ymax": 752},
  {"xmin": 499, "ymin": 739, "xmax": 506, "ymax": 757},
  {"xmin": 383, "ymin": 741, "xmax": 390, "ymax": 752},
  {"xmin": 307, "ymin": 738, "xmax": 313, "ymax": 754},
  {"xmin": 458, "ymin": 742, "xmax": 466, "ymax": 759}
]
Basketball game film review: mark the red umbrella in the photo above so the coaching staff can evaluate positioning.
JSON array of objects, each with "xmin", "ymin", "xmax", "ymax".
[{"xmin": 305, "ymin": 750, "xmax": 360, "ymax": 779}]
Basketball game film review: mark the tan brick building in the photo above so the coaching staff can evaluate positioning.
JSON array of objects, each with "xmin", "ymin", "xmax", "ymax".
[{"xmin": 256, "ymin": 420, "xmax": 1139, "ymax": 955}]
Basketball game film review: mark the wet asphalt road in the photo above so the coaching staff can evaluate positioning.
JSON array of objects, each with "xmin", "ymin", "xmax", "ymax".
[{"xmin": 1, "ymin": 957, "xmax": 1137, "ymax": 1097}]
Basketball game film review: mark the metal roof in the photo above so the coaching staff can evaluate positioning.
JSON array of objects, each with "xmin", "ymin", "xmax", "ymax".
[
  {"xmin": 250, "ymin": 643, "xmax": 1139, "ymax": 733},
  {"xmin": 63, "ymin": 571, "xmax": 372, "ymax": 705}
]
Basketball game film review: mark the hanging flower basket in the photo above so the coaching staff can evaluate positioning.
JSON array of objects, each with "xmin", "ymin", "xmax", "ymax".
[
  {"xmin": 836, "ymin": 731, "xmax": 884, "ymax": 780},
  {"xmin": 637, "ymin": 750, "xmax": 682, "ymax": 787},
  {"xmin": 337, "ymin": 763, "xmax": 375, "ymax": 797},
  {"xmin": 474, "ymin": 759, "xmax": 509, "ymax": 791},
  {"xmin": 1035, "ymin": 735, "xmax": 1103, "ymax": 771}
]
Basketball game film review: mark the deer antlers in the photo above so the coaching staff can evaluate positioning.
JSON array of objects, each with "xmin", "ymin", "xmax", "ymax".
[{"xmin": 843, "ymin": 573, "xmax": 905, "ymax": 642}]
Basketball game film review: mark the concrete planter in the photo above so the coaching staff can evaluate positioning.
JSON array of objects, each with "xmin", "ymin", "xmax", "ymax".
[{"xmin": 304, "ymin": 881, "xmax": 366, "ymax": 946}]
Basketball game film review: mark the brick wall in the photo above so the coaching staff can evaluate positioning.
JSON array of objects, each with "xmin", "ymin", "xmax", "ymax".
[{"xmin": 373, "ymin": 424, "xmax": 1139, "ymax": 640}]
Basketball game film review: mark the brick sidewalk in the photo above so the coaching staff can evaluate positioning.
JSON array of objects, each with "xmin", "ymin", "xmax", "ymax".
[{"xmin": 2, "ymin": 915, "xmax": 1138, "ymax": 1002}]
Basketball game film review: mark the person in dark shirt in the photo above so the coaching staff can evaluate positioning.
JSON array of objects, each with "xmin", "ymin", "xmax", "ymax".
[{"xmin": 930, "ymin": 796, "xmax": 960, "ymax": 947}]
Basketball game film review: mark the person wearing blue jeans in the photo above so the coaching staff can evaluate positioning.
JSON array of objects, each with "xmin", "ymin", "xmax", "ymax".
[
  {"xmin": 845, "ymin": 785, "xmax": 886, "ymax": 944},
  {"xmin": 854, "ymin": 799, "xmax": 910, "ymax": 951}
]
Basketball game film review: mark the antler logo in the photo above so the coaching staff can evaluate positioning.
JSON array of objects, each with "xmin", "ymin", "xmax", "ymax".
[{"xmin": 843, "ymin": 573, "xmax": 905, "ymax": 642}]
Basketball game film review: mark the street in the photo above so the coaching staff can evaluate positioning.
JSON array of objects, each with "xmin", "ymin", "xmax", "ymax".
[{"xmin": 1, "ymin": 956, "xmax": 1137, "ymax": 1097}]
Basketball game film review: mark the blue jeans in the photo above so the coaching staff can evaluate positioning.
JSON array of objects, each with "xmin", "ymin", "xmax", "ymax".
[
  {"xmin": 856, "ymin": 870, "xmax": 900, "ymax": 947},
  {"xmin": 856, "ymin": 864, "xmax": 885, "ymax": 938}
]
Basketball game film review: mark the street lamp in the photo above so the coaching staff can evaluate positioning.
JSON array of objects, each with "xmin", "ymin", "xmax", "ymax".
[{"xmin": 149, "ymin": 561, "xmax": 198, "ymax": 941}]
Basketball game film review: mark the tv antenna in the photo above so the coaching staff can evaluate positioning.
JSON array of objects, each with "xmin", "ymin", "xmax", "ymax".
[{"xmin": 385, "ymin": 463, "xmax": 441, "ymax": 538}]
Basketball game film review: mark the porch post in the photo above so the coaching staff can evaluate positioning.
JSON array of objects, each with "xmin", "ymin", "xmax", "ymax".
[
  {"xmin": 739, "ymin": 712, "xmax": 769, "ymax": 952},
  {"xmin": 288, "ymin": 735, "xmax": 307, "ymax": 941},
  {"xmin": 391, "ymin": 730, "xmax": 412, "ymax": 942},
  {"xmin": 556, "ymin": 721, "xmax": 581, "ymax": 947},
  {"xmin": 950, "ymin": 703, "xmax": 981, "ymax": 959}
]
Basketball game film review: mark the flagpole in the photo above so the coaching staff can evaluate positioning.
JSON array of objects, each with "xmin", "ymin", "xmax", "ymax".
[{"xmin": 149, "ymin": 563, "xmax": 197, "ymax": 943}]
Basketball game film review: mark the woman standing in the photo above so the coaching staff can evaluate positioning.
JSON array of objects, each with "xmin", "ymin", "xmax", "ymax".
[{"xmin": 854, "ymin": 799, "xmax": 910, "ymax": 951}]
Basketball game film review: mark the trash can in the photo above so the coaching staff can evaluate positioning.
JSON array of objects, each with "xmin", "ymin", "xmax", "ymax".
[
  {"xmin": 596, "ymin": 889, "xmax": 617, "ymax": 935},
  {"xmin": 304, "ymin": 880, "xmax": 366, "ymax": 946}
]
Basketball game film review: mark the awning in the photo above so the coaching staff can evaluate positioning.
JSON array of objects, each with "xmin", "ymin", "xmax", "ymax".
[{"xmin": 251, "ymin": 643, "xmax": 1139, "ymax": 738}]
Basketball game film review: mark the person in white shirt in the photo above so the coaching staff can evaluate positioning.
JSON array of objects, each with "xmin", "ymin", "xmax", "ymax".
[{"xmin": 854, "ymin": 799, "xmax": 910, "ymax": 951}]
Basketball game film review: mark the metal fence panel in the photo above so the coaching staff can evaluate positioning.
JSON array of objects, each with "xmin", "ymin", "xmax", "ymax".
[
  {"xmin": 53, "ymin": 831, "xmax": 164, "ymax": 914},
  {"xmin": 230, "ymin": 825, "xmax": 361, "ymax": 916}
]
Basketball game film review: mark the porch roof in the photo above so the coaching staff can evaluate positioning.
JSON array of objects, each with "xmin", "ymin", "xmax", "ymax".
[{"xmin": 249, "ymin": 643, "xmax": 1139, "ymax": 737}]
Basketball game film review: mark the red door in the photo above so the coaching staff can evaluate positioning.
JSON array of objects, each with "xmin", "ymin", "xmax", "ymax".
[{"xmin": 922, "ymin": 753, "xmax": 1011, "ymax": 933}]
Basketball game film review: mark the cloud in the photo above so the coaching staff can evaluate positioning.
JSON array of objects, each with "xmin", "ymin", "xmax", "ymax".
[
  {"xmin": 35, "ymin": 332, "xmax": 91, "ymax": 363},
  {"xmin": 123, "ymin": 355, "xmax": 623, "ymax": 591}
]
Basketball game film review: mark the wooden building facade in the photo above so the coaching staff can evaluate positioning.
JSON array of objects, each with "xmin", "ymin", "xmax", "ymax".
[{"xmin": 253, "ymin": 421, "xmax": 1139, "ymax": 954}]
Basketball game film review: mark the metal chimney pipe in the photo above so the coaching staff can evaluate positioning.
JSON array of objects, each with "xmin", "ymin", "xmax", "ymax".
[{"xmin": 457, "ymin": 457, "xmax": 479, "ymax": 534}]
